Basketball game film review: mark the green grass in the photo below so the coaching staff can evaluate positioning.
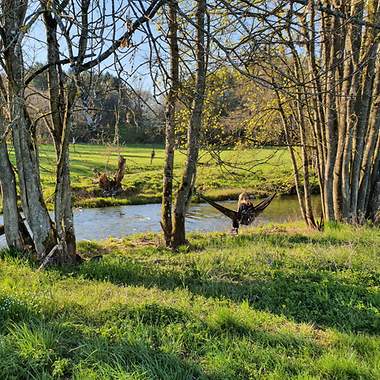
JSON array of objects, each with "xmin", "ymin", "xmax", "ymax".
[
  {"xmin": 0, "ymin": 222, "xmax": 379, "ymax": 379},
  {"xmin": 4, "ymin": 144, "xmax": 305, "ymax": 210}
]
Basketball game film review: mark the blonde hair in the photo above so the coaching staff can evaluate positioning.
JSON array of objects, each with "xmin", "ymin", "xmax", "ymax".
[{"xmin": 238, "ymin": 192, "xmax": 251, "ymax": 207}]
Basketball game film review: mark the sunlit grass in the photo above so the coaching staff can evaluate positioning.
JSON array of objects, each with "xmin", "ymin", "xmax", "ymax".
[
  {"xmin": 4, "ymin": 144, "xmax": 303, "ymax": 211},
  {"xmin": 0, "ymin": 222, "xmax": 379, "ymax": 379}
]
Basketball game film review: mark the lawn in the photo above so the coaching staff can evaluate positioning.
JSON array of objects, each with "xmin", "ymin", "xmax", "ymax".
[
  {"xmin": 0, "ymin": 222, "xmax": 379, "ymax": 379},
  {"xmin": 5, "ymin": 144, "xmax": 303, "ymax": 210}
]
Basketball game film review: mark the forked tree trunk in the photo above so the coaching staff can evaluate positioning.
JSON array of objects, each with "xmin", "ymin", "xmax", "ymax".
[
  {"xmin": 2, "ymin": 0, "xmax": 56, "ymax": 258},
  {"xmin": 172, "ymin": 0, "xmax": 207, "ymax": 248},
  {"xmin": 53, "ymin": 80, "xmax": 78, "ymax": 263},
  {"xmin": 42, "ymin": 7, "xmax": 82, "ymax": 264},
  {"xmin": 161, "ymin": 0, "xmax": 180, "ymax": 247}
]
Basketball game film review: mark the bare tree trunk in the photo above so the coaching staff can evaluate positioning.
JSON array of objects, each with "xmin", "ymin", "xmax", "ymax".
[
  {"xmin": 42, "ymin": 6, "xmax": 80, "ymax": 264},
  {"xmin": 2, "ymin": 0, "xmax": 56, "ymax": 258},
  {"xmin": 358, "ymin": 56, "xmax": 380, "ymax": 214},
  {"xmin": 276, "ymin": 97, "xmax": 307, "ymax": 223},
  {"xmin": 368, "ymin": 134, "xmax": 380, "ymax": 221},
  {"xmin": 114, "ymin": 86, "xmax": 122, "ymax": 146},
  {"xmin": 53, "ymin": 80, "xmax": 78, "ymax": 263},
  {"xmin": 333, "ymin": 3, "xmax": 350, "ymax": 221},
  {"xmin": 161, "ymin": 0, "xmax": 180, "ymax": 247},
  {"xmin": 323, "ymin": 13, "xmax": 339, "ymax": 221},
  {"xmin": 351, "ymin": 1, "xmax": 380, "ymax": 221},
  {"xmin": 297, "ymin": 107, "xmax": 316, "ymax": 228},
  {"xmin": 0, "ymin": 121, "xmax": 32, "ymax": 250},
  {"xmin": 286, "ymin": 11, "xmax": 316, "ymax": 228},
  {"xmin": 172, "ymin": 0, "xmax": 207, "ymax": 248},
  {"xmin": 302, "ymin": 2, "xmax": 327, "ymax": 219}
]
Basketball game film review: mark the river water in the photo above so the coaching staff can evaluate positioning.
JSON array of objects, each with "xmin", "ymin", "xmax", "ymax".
[{"xmin": 0, "ymin": 195, "xmax": 320, "ymax": 247}]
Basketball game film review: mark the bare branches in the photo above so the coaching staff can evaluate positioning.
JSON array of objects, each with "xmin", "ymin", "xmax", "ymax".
[{"xmin": 79, "ymin": 0, "xmax": 168, "ymax": 72}]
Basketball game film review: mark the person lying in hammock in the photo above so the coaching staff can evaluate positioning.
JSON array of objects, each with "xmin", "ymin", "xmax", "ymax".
[{"xmin": 199, "ymin": 191, "xmax": 276, "ymax": 234}]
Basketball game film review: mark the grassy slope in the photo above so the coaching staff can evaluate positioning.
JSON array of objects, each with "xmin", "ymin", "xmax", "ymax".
[
  {"xmin": 0, "ymin": 223, "xmax": 379, "ymax": 379},
  {"xmin": 7, "ymin": 144, "xmax": 302, "ymax": 209}
]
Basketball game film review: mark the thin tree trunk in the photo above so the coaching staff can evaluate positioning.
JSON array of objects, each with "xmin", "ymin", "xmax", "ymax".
[
  {"xmin": 172, "ymin": 0, "xmax": 206, "ymax": 248},
  {"xmin": 368, "ymin": 133, "xmax": 380, "ymax": 221},
  {"xmin": 351, "ymin": 1, "xmax": 380, "ymax": 221},
  {"xmin": 287, "ymin": 11, "xmax": 316, "ymax": 228},
  {"xmin": 161, "ymin": 0, "xmax": 179, "ymax": 247},
  {"xmin": 53, "ymin": 80, "xmax": 78, "ymax": 263},
  {"xmin": 358, "ymin": 55, "xmax": 380, "ymax": 214},
  {"xmin": 324, "ymin": 14, "xmax": 339, "ymax": 221},
  {"xmin": 42, "ymin": 5, "xmax": 84, "ymax": 263},
  {"xmin": 275, "ymin": 94, "xmax": 307, "ymax": 223}
]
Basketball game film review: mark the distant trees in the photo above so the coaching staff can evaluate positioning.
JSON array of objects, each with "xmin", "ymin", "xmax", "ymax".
[
  {"xmin": 27, "ymin": 69, "xmax": 164, "ymax": 144},
  {"xmin": 176, "ymin": 67, "xmax": 286, "ymax": 149}
]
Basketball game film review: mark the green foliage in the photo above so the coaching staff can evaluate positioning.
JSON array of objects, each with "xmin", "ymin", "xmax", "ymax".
[
  {"xmin": 0, "ymin": 295, "xmax": 30, "ymax": 328},
  {"xmin": 0, "ymin": 223, "xmax": 379, "ymax": 379},
  {"xmin": 176, "ymin": 67, "xmax": 286, "ymax": 149}
]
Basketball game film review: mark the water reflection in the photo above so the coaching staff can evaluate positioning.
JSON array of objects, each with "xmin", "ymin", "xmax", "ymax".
[{"xmin": 0, "ymin": 195, "xmax": 321, "ymax": 246}]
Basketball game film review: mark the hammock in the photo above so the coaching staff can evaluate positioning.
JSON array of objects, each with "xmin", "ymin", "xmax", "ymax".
[{"xmin": 198, "ymin": 193, "xmax": 276, "ymax": 226}]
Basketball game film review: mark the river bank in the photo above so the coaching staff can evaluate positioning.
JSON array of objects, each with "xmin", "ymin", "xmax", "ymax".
[
  {"xmin": 0, "ymin": 144, "xmax": 319, "ymax": 214},
  {"xmin": 0, "ymin": 195, "xmax": 321, "ymax": 248},
  {"xmin": 0, "ymin": 223, "xmax": 379, "ymax": 378}
]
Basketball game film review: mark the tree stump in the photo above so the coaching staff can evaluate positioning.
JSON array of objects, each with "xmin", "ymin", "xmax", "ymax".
[{"xmin": 94, "ymin": 155, "xmax": 126, "ymax": 195}]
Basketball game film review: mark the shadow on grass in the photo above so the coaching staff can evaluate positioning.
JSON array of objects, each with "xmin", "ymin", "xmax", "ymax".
[
  {"xmin": 0, "ymin": 296, "xmax": 328, "ymax": 379},
  {"xmin": 192, "ymin": 231, "xmax": 355, "ymax": 250},
  {"xmin": 73, "ymin": 258, "xmax": 379, "ymax": 334},
  {"xmin": 0, "ymin": 315, "xmax": 207, "ymax": 379},
  {"xmin": 58, "ymin": 242, "xmax": 380, "ymax": 336},
  {"xmin": 53, "ymin": 231, "xmax": 379, "ymax": 335}
]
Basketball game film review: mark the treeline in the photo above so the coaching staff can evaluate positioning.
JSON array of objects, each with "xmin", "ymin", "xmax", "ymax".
[
  {"xmin": 27, "ymin": 64, "xmax": 286, "ymax": 147},
  {"xmin": 27, "ymin": 67, "xmax": 164, "ymax": 144}
]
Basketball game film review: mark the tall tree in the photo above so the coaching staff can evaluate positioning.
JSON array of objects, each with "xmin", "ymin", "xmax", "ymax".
[
  {"xmin": 1, "ymin": 0, "xmax": 57, "ymax": 258},
  {"xmin": 161, "ymin": 0, "xmax": 180, "ymax": 247},
  {"xmin": 172, "ymin": 0, "xmax": 207, "ymax": 248}
]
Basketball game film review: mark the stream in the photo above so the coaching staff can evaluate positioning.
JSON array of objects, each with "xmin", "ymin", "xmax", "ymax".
[{"xmin": 0, "ymin": 195, "xmax": 320, "ymax": 247}]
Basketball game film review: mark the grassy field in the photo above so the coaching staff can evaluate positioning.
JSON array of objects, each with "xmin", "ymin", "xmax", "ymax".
[
  {"xmin": 0, "ymin": 223, "xmax": 379, "ymax": 379},
  {"xmin": 5, "ymin": 144, "xmax": 305, "ymax": 210}
]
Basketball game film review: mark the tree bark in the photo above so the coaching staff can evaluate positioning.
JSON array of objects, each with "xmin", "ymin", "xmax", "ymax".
[
  {"xmin": 324, "ymin": 13, "xmax": 339, "ymax": 221},
  {"xmin": 0, "ymin": 118, "xmax": 32, "ymax": 249},
  {"xmin": 172, "ymin": 0, "xmax": 207, "ymax": 248},
  {"xmin": 2, "ymin": 0, "xmax": 56, "ymax": 258},
  {"xmin": 161, "ymin": 0, "xmax": 180, "ymax": 246}
]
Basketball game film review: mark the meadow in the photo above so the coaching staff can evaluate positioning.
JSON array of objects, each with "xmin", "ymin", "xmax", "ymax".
[
  {"xmin": 0, "ymin": 222, "xmax": 379, "ymax": 379},
  {"xmin": 5, "ymin": 144, "xmax": 304, "ymax": 210}
]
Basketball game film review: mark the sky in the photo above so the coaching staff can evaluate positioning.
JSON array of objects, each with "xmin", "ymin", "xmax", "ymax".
[{"xmin": 23, "ymin": 0, "xmax": 163, "ymax": 92}]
